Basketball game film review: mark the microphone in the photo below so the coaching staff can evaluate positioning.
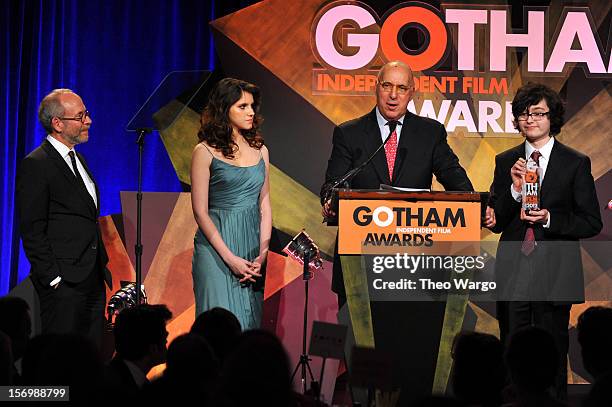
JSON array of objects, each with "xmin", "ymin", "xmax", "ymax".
[{"xmin": 323, "ymin": 121, "xmax": 398, "ymax": 221}]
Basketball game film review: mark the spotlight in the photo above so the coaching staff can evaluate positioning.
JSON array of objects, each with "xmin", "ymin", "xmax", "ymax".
[
  {"xmin": 106, "ymin": 281, "xmax": 147, "ymax": 324},
  {"xmin": 283, "ymin": 230, "xmax": 323, "ymax": 279}
]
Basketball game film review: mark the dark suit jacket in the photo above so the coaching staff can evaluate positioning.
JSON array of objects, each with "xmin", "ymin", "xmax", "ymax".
[
  {"xmin": 103, "ymin": 357, "xmax": 142, "ymax": 400},
  {"xmin": 489, "ymin": 140, "xmax": 602, "ymax": 302},
  {"xmin": 321, "ymin": 108, "xmax": 473, "ymax": 295},
  {"xmin": 16, "ymin": 140, "xmax": 111, "ymax": 288}
]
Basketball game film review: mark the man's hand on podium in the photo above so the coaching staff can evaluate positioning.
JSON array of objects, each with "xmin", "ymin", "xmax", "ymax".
[
  {"xmin": 322, "ymin": 199, "xmax": 336, "ymax": 219},
  {"xmin": 484, "ymin": 206, "xmax": 496, "ymax": 229}
]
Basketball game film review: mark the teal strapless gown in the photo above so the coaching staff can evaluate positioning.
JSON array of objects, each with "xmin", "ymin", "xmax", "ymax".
[{"xmin": 192, "ymin": 156, "xmax": 265, "ymax": 330}]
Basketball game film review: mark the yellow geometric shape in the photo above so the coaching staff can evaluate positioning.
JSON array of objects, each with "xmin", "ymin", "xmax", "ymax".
[
  {"xmin": 479, "ymin": 235, "xmax": 500, "ymax": 258},
  {"xmin": 341, "ymin": 255, "xmax": 375, "ymax": 348},
  {"xmin": 466, "ymin": 139, "xmax": 498, "ymax": 193},
  {"xmin": 157, "ymin": 101, "xmax": 201, "ymax": 185},
  {"xmin": 469, "ymin": 301, "xmax": 500, "ymax": 338},
  {"xmin": 270, "ymin": 164, "xmax": 337, "ymax": 256},
  {"xmin": 432, "ymin": 289, "xmax": 470, "ymax": 395}
]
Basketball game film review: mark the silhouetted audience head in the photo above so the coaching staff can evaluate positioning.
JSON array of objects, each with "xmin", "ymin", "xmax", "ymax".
[
  {"xmin": 583, "ymin": 370, "xmax": 612, "ymax": 407},
  {"xmin": 191, "ymin": 307, "xmax": 241, "ymax": 362},
  {"xmin": 216, "ymin": 329, "xmax": 292, "ymax": 407},
  {"xmin": 451, "ymin": 331, "xmax": 505, "ymax": 406},
  {"xmin": 165, "ymin": 333, "xmax": 219, "ymax": 385},
  {"xmin": 577, "ymin": 306, "xmax": 612, "ymax": 380},
  {"xmin": 113, "ymin": 304, "xmax": 172, "ymax": 368},
  {"xmin": 0, "ymin": 296, "xmax": 32, "ymax": 361},
  {"xmin": 22, "ymin": 333, "xmax": 103, "ymax": 401},
  {"xmin": 143, "ymin": 333, "xmax": 219, "ymax": 403},
  {"xmin": 506, "ymin": 327, "xmax": 558, "ymax": 395}
]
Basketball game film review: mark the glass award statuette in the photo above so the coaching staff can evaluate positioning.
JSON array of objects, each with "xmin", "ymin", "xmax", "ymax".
[{"xmin": 522, "ymin": 156, "xmax": 540, "ymax": 211}]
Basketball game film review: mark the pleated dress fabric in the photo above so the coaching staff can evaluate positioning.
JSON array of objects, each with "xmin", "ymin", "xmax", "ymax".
[{"xmin": 192, "ymin": 154, "xmax": 264, "ymax": 330}]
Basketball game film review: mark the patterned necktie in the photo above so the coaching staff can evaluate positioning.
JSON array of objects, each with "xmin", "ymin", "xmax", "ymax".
[
  {"xmin": 384, "ymin": 121, "xmax": 398, "ymax": 181},
  {"xmin": 521, "ymin": 150, "xmax": 542, "ymax": 256}
]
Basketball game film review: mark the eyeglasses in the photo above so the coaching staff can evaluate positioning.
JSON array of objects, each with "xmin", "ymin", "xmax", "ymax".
[
  {"xmin": 378, "ymin": 81, "xmax": 413, "ymax": 95},
  {"xmin": 57, "ymin": 110, "xmax": 91, "ymax": 123},
  {"xmin": 517, "ymin": 111, "xmax": 549, "ymax": 121}
]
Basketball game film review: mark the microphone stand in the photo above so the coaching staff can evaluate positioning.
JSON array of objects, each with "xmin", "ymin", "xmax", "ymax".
[
  {"xmin": 323, "ymin": 122, "xmax": 397, "ymax": 221},
  {"xmin": 134, "ymin": 127, "xmax": 152, "ymax": 305},
  {"xmin": 291, "ymin": 250, "xmax": 318, "ymax": 398}
]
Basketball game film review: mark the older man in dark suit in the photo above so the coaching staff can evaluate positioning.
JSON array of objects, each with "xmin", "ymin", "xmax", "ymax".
[
  {"xmin": 16, "ymin": 89, "xmax": 111, "ymax": 345},
  {"xmin": 321, "ymin": 60, "xmax": 473, "ymax": 303},
  {"xmin": 320, "ymin": 61, "xmax": 474, "ymax": 405}
]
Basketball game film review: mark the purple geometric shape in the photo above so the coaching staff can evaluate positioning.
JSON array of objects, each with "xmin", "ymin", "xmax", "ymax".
[{"xmin": 120, "ymin": 191, "xmax": 181, "ymax": 280}]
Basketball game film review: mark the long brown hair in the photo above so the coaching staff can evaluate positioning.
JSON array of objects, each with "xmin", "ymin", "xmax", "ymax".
[{"xmin": 198, "ymin": 78, "xmax": 264, "ymax": 158}]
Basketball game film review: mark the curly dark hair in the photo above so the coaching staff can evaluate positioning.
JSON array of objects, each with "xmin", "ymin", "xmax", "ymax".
[
  {"xmin": 511, "ymin": 82, "xmax": 565, "ymax": 135},
  {"xmin": 198, "ymin": 78, "xmax": 264, "ymax": 158}
]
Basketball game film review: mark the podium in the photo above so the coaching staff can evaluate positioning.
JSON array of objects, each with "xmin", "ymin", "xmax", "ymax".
[{"xmin": 335, "ymin": 189, "xmax": 484, "ymax": 405}]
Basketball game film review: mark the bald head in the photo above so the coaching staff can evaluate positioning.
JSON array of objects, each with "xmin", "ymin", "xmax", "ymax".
[
  {"xmin": 376, "ymin": 61, "xmax": 415, "ymax": 121},
  {"xmin": 38, "ymin": 89, "xmax": 91, "ymax": 148},
  {"xmin": 378, "ymin": 61, "xmax": 414, "ymax": 85},
  {"xmin": 38, "ymin": 89, "xmax": 76, "ymax": 134}
]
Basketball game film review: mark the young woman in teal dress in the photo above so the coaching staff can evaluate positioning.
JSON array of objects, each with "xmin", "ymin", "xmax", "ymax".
[{"xmin": 190, "ymin": 78, "xmax": 271, "ymax": 330}]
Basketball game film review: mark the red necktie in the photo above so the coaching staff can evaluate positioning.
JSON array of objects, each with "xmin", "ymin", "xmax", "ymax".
[
  {"xmin": 384, "ymin": 121, "xmax": 398, "ymax": 181},
  {"xmin": 521, "ymin": 150, "xmax": 542, "ymax": 256}
]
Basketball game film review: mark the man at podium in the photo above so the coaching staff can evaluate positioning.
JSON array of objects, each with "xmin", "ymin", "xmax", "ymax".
[{"xmin": 320, "ymin": 60, "xmax": 473, "ymax": 305}]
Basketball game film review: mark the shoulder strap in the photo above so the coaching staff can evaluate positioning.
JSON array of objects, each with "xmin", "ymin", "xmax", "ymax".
[{"xmin": 201, "ymin": 143, "xmax": 214, "ymax": 157}]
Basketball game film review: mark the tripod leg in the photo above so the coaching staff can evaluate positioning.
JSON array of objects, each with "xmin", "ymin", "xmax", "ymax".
[
  {"xmin": 301, "ymin": 357, "xmax": 307, "ymax": 393},
  {"xmin": 344, "ymin": 356, "xmax": 359, "ymax": 407},
  {"xmin": 306, "ymin": 359, "xmax": 316, "ymax": 381},
  {"xmin": 316, "ymin": 357, "xmax": 327, "ymax": 401},
  {"xmin": 291, "ymin": 359, "xmax": 302, "ymax": 382}
]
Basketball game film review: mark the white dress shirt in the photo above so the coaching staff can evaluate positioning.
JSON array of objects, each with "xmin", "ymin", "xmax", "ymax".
[
  {"xmin": 376, "ymin": 108, "xmax": 405, "ymax": 143},
  {"xmin": 510, "ymin": 137, "xmax": 555, "ymax": 228},
  {"xmin": 47, "ymin": 135, "xmax": 98, "ymax": 286},
  {"xmin": 47, "ymin": 135, "xmax": 97, "ymax": 206}
]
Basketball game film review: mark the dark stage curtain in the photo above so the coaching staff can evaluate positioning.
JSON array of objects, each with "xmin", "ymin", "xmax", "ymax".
[{"xmin": 0, "ymin": 0, "xmax": 256, "ymax": 294}]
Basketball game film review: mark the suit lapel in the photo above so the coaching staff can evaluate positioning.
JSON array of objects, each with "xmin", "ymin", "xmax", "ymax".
[
  {"xmin": 539, "ymin": 140, "xmax": 562, "ymax": 202},
  {"xmin": 42, "ymin": 141, "xmax": 97, "ymax": 217},
  {"xmin": 363, "ymin": 109, "xmax": 391, "ymax": 185},
  {"xmin": 42, "ymin": 141, "xmax": 78, "ymax": 185},
  {"xmin": 391, "ymin": 112, "xmax": 413, "ymax": 184},
  {"xmin": 520, "ymin": 143, "xmax": 528, "ymax": 166},
  {"xmin": 77, "ymin": 152, "xmax": 100, "ymax": 216}
]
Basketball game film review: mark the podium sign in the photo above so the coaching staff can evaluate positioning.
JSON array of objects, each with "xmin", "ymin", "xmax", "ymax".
[
  {"xmin": 335, "ymin": 189, "xmax": 485, "ymax": 405},
  {"xmin": 338, "ymin": 198, "xmax": 481, "ymax": 255}
]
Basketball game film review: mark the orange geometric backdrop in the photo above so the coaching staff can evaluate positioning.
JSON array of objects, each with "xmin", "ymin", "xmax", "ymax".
[{"xmin": 97, "ymin": 0, "xmax": 611, "ymax": 392}]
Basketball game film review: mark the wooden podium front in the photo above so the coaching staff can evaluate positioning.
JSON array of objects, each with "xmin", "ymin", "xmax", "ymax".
[{"xmin": 336, "ymin": 189, "xmax": 483, "ymax": 405}]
